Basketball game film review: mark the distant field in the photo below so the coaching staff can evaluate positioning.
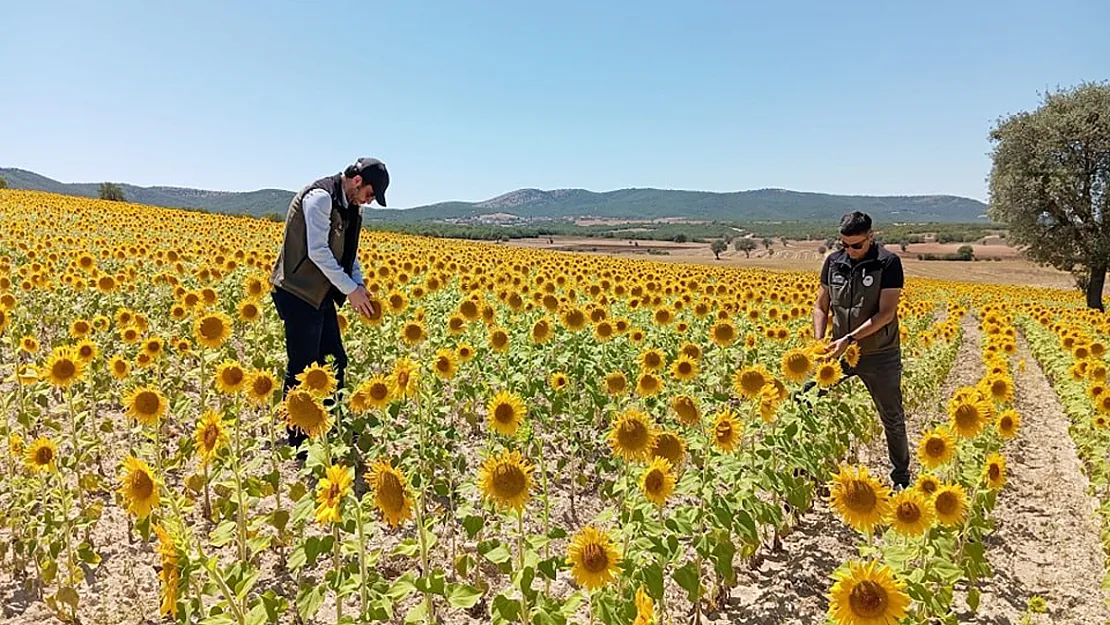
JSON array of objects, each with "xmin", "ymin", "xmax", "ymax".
[{"xmin": 507, "ymin": 235, "xmax": 1080, "ymax": 290}]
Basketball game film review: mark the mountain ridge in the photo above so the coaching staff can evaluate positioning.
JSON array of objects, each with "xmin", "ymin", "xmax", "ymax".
[{"xmin": 0, "ymin": 167, "xmax": 989, "ymax": 223}]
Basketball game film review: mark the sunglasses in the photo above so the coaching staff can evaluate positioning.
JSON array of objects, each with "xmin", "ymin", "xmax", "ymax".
[{"xmin": 839, "ymin": 239, "xmax": 869, "ymax": 250}]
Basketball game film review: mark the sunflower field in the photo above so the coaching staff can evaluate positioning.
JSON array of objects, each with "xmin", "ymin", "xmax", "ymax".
[{"xmin": 0, "ymin": 189, "xmax": 1104, "ymax": 625}]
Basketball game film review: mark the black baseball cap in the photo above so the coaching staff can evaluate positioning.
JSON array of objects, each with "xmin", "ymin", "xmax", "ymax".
[{"xmin": 346, "ymin": 157, "xmax": 389, "ymax": 206}]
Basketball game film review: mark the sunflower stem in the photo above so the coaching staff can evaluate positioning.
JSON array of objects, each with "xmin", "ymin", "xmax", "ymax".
[
  {"xmin": 518, "ymin": 509, "xmax": 530, "ymax": 625},
  {"xmin": 333, "ymin": 522, "xmax": 343, "ymax": 622},
  {"xmin": 64, "ymin": 387, "xmax": 86, "ymax": 516},
  {"xmin": 232, "ymin": 400, "xmax": 248, "ymax": 565},
  {"xmin": 657, "ymin": 503, "xmax": 669, "ymax": 625},
  {"xmin": 355, "ymin": 498, "xmax": 370, "ymax": 620}
]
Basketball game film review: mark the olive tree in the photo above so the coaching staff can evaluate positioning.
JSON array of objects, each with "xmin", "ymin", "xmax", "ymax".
[{"xmin": 988, "ymin": 81, "xmax": 1110, "ymax": 310}]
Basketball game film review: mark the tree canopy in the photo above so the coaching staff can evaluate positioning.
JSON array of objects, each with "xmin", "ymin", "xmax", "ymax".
[
  {"xmin": 98, "ymin": 182, "xmax": 127, "ymax": 202},
  {"xmin": 988, "ymin": 81, "xmax": 1110, "ymax": 310}
]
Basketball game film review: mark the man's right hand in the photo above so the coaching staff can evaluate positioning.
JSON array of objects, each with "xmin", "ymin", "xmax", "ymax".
[{"xmin": 347, "ymin": 286, "xmax": 376, "ymax": 318}]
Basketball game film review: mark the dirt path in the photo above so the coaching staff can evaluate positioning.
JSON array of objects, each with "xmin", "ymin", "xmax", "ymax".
[{"xmin": 968, "ymin": 330, "xmax": 1110, "ymax": 625}]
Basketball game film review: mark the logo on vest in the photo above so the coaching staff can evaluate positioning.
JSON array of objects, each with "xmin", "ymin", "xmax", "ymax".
[{"xmin": 861, "ymin": 269, "xmax": 874, "ymax": 287}]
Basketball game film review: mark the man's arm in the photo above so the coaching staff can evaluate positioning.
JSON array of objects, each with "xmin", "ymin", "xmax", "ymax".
[
  {"xmin": 813, "ymin": 284, "xmax": 831, "ymax": 340},
  {"xmin": 846, "ymin": 288, "xmax": 901, "ymax": 341},
  {"xmin": 304, "ymin": 189, "xmax": 359, "ymax": 295}
]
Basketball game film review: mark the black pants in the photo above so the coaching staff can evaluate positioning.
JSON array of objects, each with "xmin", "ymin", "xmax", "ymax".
[
  {"xmin": 271, "ymin": 287, "xmax": 348, "ymax": 449},
  {"xmin": 803, "ymin": 348, "xmax": 910, "ymax": 486}
]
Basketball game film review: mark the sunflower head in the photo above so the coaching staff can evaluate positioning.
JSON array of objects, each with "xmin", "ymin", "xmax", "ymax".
[
  {"xmin": 608, "ymin": 409, "xmax": 656, "ymax": 462},
  {"xmin": 828, "ymin": 464, "xmax": 891, "ymax": 535},
  {"xmin": 246, "ymin": 371, "xmax": 278, "ymax": 405},
  {"xmin": 781, "ymin": 348, "xmax": 814, "ymax": 383},
  {"xmin": 828, "ymin": 560, "xmax": 910, "ymax": 625},
  {"xmin": 712, "ymin": 410, "xmax": 743, "ymax": 452},
  {"xmin": 295, "ymin": 362, "xmax": 338, "ymax": 398},
  {"xmin": 125, "ymin": 385, "xmax": 168, "ymax": 426},
  {"xmin": 487, "ymin": 389, "xmax": 526, "ymax": 437},
  {"xmin": 636, "ymin": 372, "xmax": 663, "ymax": 397},
  {"xmin": 194, "ymin": 410, "xmax": 228, "ymax": 464},
  {"xmin": 283, "ymin": 389, "xmax": 331, "ymax": 440},
  {"xmin": 193, "ymin": 311, "xmax": 232, "ymax": 349},
  {"xmin": 734, "ymin": 365, "xmax": 771, "ymax": 399},
  {"xmin": 314, "ymin": 464, "xmax": 354, "ymax": 526},
  {"xmin": 565, "ymin": 525, "xmax": 622, "ymax": 591},
  {"xmin": 549, "ymin": 372, "xmax": 569, "ymax": 392},
  {"xmin": 477, "ymin": 449, "xmax": 534, "ymax": 512},
  {"xmin": 366, "ymin": 458, "xmax": 412, "ymax": 527},
  {"xmin": 917, "ymin": 426, "xmax": 955, "ymax": 470},
  {"xmin": 671, "ymin": 355, "xmax": 699, "ymax": 381},
  {"xmin": 886, "ymin": 488, "xmax": 933, "ymax": 537},
  {"xmin": 996, "ymin": 409, "xmax": 1021, "ymax": 440},
  {"xmin": 932, "ymin": 482, "xmax": 968, "ymax": 526},
  {"xmin": 982, "ymin": 453, "xmax": 1006, "ymax": 490},
  {"xmin": 388, "ymin": 358, "xmax": 420, "ymax": 401},
  {"xmin": 44, "ymin": 346, "xmax": 85, "ymax": 388},
  {"xmin": 213, "ymin": 360, "xmax": 248, "ymax": 396},
  {"xmin": 604, "ymin": 371, "xmax": 628, "ymax": 396},
  {"xmin": 119, "ymin": 455, "xmax": 160, "ymax": 520},
  {"xmin": 640, "ymin": 457, "xmax": 676, "ymax": 507},
  {"xmin": 651, "ymin": 430, "xmax": 687, "ymax": 468},
  {"xmin": 25, "ymin": 437, "xmax": 58, "ymax": 473},
  {"xmin": 671, "ymin": 394, "xmax": 700, "ymax": 426}
]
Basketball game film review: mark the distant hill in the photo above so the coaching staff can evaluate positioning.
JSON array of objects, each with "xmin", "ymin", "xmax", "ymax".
[
  {"xmin": 0, "ymin": 167, "xmax": 988, "ymax": 223},
  {"xmin": 0, "ymin": 168, "xmax": 294, "ymax": 217}
]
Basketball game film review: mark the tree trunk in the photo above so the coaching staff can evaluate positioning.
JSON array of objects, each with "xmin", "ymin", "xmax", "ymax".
[{"xmin": 1088, "ymin": 261, "xmax": 1107, "ymax": 311}]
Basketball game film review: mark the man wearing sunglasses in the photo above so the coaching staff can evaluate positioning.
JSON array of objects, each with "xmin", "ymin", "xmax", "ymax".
[{"xmin": 811, "ymin": 211, "xmax": 910, "ymax": 490}]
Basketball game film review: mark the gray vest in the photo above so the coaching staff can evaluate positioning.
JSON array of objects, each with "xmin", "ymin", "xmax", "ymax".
[
  {"xmin": 827, "ymin": 246, "xmax": 900, "ymax": 354},
  {"xmin": 269, "ymin": 174, "xmax": 362, "ymax": 309}
]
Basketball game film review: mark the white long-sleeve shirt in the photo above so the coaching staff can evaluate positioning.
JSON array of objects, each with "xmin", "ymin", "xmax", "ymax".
[{"xmin": 303, "ymin": 187, "xmax": 364, "ymax": 296}]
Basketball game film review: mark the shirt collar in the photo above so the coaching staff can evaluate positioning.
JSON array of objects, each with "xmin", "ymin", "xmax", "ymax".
[{"xmin": 337, "ymin": 176, "xmax": 349, "ymax": 209}]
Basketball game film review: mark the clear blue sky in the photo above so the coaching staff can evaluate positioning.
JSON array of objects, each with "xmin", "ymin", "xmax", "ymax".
[{"xmin": 1, "ymin": 1, "xmax": 1106, "ymax": 208}]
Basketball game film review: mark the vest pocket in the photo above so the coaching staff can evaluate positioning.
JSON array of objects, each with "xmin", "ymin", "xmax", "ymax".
[{"xmin": 291, "ymin": 254, "xmax": 308, "ymax": 274}]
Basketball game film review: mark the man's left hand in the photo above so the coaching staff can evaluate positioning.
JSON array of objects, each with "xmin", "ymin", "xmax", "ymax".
[{"xmin": 826, "ymin": 336, "xmax": 851, "ymax": 360}]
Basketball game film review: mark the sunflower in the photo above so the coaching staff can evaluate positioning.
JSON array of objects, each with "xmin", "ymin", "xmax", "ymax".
[
  {"xmin": 815, "ymin": 361, "xmax": 843, "ymax": 388},
  {"xmin": 671, "ymin": 395, "xmax": 700, "ymax": 426},
  {"xmin": 734, "ymin": 365, "xmax": 771, "ymax": 399},
  {"xmin": 213, "ymin": 360, "xmax": 248, "ymax": 396},
  {"xmin": 932, "ymin": 482, "xmax": 968, "ymax": 526},
  {"xmin": 828, "ymin": 560, "xmax": 910, "ymax": 625},
  {"xmin": 633, "ymin": 586, "xmax": 654, "ymax": 625},
  {"xmin": 604, "ymin": 371, "xmax": 628, "ymax": 396},
  {"xmin": 388, "ymin": 358, "xmax": 420, "ymax": 401},
  {"xmin": 314, "ymin": 464, "xmax": 354, "ymax": 526},
  {"xmin": 124, "ymin": 386, "xmax": 168, "ymax": 426},
  {"xmin": 680, "ymin": 341, "xmax": 703, "ymax": 361},
  {"xmin": 647, "ymin": 429, "xmax": 685, "ymax": 466},
  {"xmin": 759, "ymin": 383, "xmax": 780, "ymax": 423},
  {"xmin": 996, "ymin": 409, "xmax": 1021, "ymax": 440},
  {"xmin": 828, "ymin": 465, "xmax": 891, "ymax": 535},
  {"xmin": 72, "ymin": 338, "xmax": 99, "ymax": 363},
  {"xmin": 108, "ymin": 355, "xmax": 131, "ymax": 380},
  {"xmin": 781, "ymin": 348, "xmax": 814, "ymax": 383},
  {"xmin": 193, "ymin": 311, "xmax": 232, "ymax": 349},
  {"xmin": 295, "ymin": 362, "xmax": 337, "ymax": 398},
  {"xmin": 401, "ymin": 319, "xmax": 427, "ymax": 346},
  {"xmin": 948, "ymin": 394, "xmax": 990, "ymax": 439},
  {"xmin": 982, "ymin": 453, "xmax": 1006, "ymax": 490},
  {"xmin": 366, "ymin": 458, "xmax": 413, "ymax": 527},
  {"xmin": 670, "ymin": 355, "xmax": 699, "ymax": 381},
  {"xmin": 246, "ymin": 371, "xmax": 278, "ymax": 405},
  {"xmin": 843, "ymin": 343, "xmax": 861, "ymax": 369},
  {"xmin": 477, "ymin": 449, "xmax": 534, "ymax": 512},
  {"xmin": 712, "ymin": 410, "xmax": 743, "ymax": 452},
  {"xmin": 429, "ymin": 348, "xmax": 458, "ymax": 381},
  {"xmin": 550, "ymin": 371, "xmax": 569, "ymax": 392},
  {"xmin": 153, "ymin": 524, "xmax": 180, "ymax": 617},
  {"xmin": 561, "ymin": 307, "xmax": 587, "ymax": 332},
  {"xmin": 594, "ymin": 321, "xmax": 615, "ymax": 341},
  {"xmin": 886, "ymin": 488, "xmax": 933, "ymax": 537},
  {"xmin": 8, "ymin": 433, "xmax": 24, "ymax": 458},
  {"xmin": 710, "ymin": 320, "xmax": 737, "ymax": 347},
  {"xmin": 488, "ymin": 390, "xmax": 526, "ymax": 437},
  {"xmin": 142, "ymin": 337, "xmax": 164, "ymax": 359},
  {"xmin": 119, "ymin": 455, "xmax": 160, "ymax": 520},
  {"xmin": 283, "ymin": 389, "xmax": 331, "ymax": 439},
  {"xmin": 1092, "ymin": 382, "xmax": 1110, "ymax": 402},
  {"xmin": 979, "ymin": 374, "xmax": 1013, "ymax": 405},
  {"xmin": 915, "ymin": 473, "xmax": 941, "ymax": 500},
  {"xmin": 43, "ymin": 346, "xmax": 85, "ymax": 388},
  {"xmin": 529, "ymin": 318, "xmax": 553, "ymax": 344},
  {"xmin": 194, "ymin": 410, "xmax": 228, "ymax": 465},
  {"xmin": 641, "ymin": 457, "xmax": 676, "ymax": 507},
  {"xmin": 639, "ymin": 349, "xmax": 666, "ymax": 372},
  {"xmin": 565, "ymin": 525, "xmax": 622, "ymax": 591},
  {"xmin": 609, "ymin": 409, "xmax": 656, "ymax": 461},
  {"xmin": 237, "ymin": 299, "xmax": 262, "ymax": 323},
  {"xmin": 636, "ymin": 372, "xmax": 664, "ymax": 397},
  {"xmin": 70, "ymin": 318, "xmax": 92, "ymax": 339},
  {"xmin": 18, "ymin": 335, "xmax": 39, "ymax": 354},
  {"xmin": 360, "ymin": 375, "xmax": 392, "ymax": 409},
  {"xmin": 456, "ymin": 343, "xmax": 475, "ymax": 361},
  {"xmin": 917, "ymin": 426, "xmax": 955, "ymax": 470},
  {"xmin": 25, "ymin": 437, "xmax": 58, "ymax": 473}
]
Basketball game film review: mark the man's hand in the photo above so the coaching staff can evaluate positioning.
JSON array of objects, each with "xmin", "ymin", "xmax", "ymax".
[
  {"xmin": 347, "ymin": 286, "xmax": 376, "ymax": 318},
  {"xmin": 825, "ymin": 336, "xmax": 852, "ymax": 360}
]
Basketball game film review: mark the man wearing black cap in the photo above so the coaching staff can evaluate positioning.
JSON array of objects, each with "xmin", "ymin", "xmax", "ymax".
[{"xmin": 269, "ymin": 157, "xmax": 389, "ymax": 454}]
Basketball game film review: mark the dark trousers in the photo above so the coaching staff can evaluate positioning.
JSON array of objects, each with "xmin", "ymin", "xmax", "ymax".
[
  {"xmin": 271, "ymin": 287, "xmax": 347, "ymax": 449},
  {"xmin": 803, "ymin": 348, "xmax": 910, "ymax": 486}
]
